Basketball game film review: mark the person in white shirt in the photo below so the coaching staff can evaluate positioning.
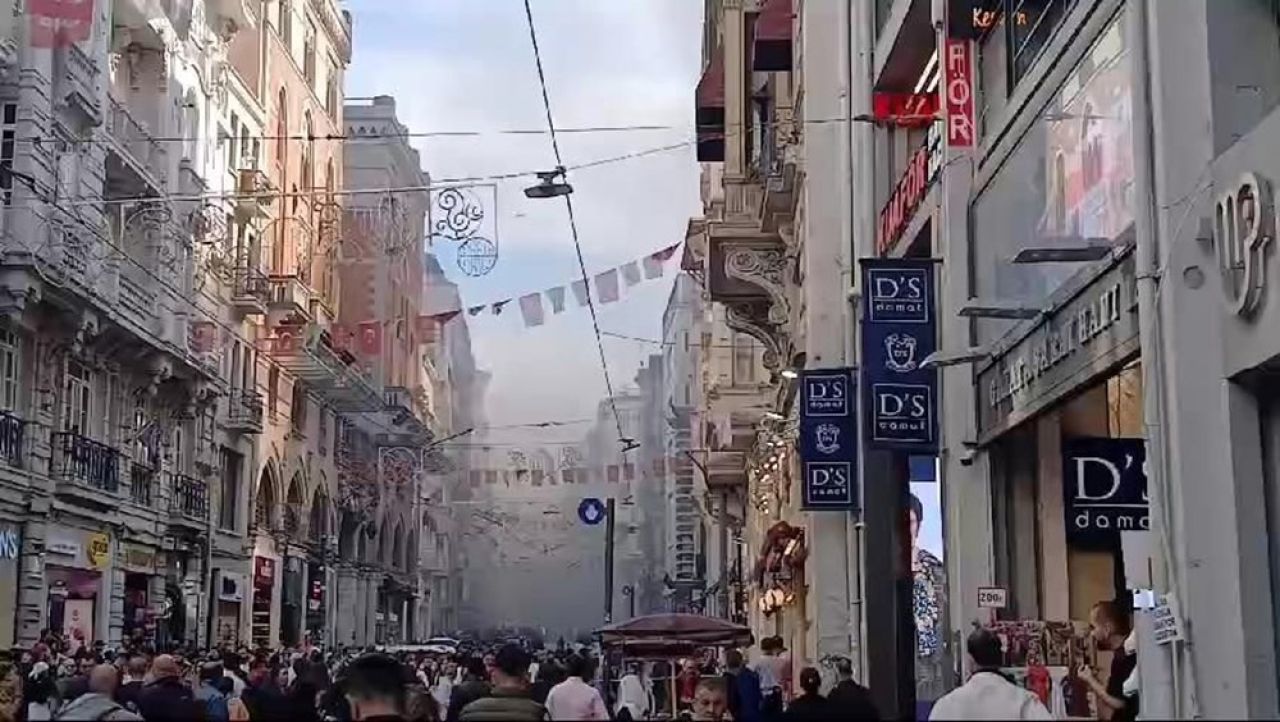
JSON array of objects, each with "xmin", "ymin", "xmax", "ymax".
[
  {"xmin": 544, "ymin": 654, "xmax": 609, "ymax": 721},
  {"xmin": 929, "ymin": 627, "xmax": 1053, "ymax": 721}
]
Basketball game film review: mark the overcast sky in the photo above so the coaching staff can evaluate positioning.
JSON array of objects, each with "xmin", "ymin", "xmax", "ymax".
[{"xmin": 344, "ymin": 0, "xmax": 704, "ymax": 435}]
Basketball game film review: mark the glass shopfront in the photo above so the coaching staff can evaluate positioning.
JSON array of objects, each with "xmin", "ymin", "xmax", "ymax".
[{"xmin": 972, "ymin": 10, "xmax": 1134, "ymax": 346}]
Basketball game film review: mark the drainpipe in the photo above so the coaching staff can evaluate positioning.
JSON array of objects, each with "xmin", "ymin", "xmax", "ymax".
[{"xmin": 1127, "ymin": 1, "xmax": 1185, "ymax": 717}]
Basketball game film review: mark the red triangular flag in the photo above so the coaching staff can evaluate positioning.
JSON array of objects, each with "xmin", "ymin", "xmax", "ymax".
[{"xmin": 357, "ymin": 321, "xmax": 382, "ymax": 356}]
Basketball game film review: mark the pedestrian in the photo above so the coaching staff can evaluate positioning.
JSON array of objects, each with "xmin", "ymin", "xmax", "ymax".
[
  {"xmin": 782, "ymin": 667, "xmax": 827, "ymax": 722},
  {"xmin": 445, "ymin": 657, "xmax": 490, "ymax": 722},
  {"xmin": 242, "ymin": 657, "xmax": 290, "ymax": 722},
  {"xmin": 676, "ymin": 659, "xmax": 700, "ymax": 713},
  {"xmin": 23, "ymin": 662, "xmax": 56, "ymax": 721},
  {"xmin": 529, "ymin": 659, "xmax": 562, "ymax": 706},
  {"xmin": 723, "ymin": 649, "xmax": 762, "ymax": 722},
  {"xmin": 688, "ymin": 677, "xmax": 729, "ymax": 722},
  {"xmin": 137, "ymin": 655, "xmax": 201, "ymax": 722},
  {"xmin": 458, "ymin": 643, "xmax": 544, "ymax": 722},
  {"xmin": 614, "ymin": 665, "xmax": 652, "ymax": 722},
  {"xmin": 340, "ymin": 654, "xmax": 410, "ymax": 722},
  {"xmin": 753, "ymin": 637, "xmax": 786, "ymax": 720},
  {"xmin": 826, "ymin": 657, "xmax": 879, "ymax": 720},
  {"xmin": 429, "ymin": 661, "xmax": 454, "ymax": 714},
  {"xmin": 544, "ymin": 654, "xmax": 608, "ymax": 721},
  {"xmin": 57, "ymin": 655, "xmax": 95, "ymax": 704},
  {"xmin": 54, "ymin": 664, "xmax": 142, "ymax": 721},
  {"xmin": 116, "ymin": 656, "xmax": 147, "ymax": 714},
  {"xmin": 194, "ymin": 662, "xmax": 231, "ymax": 722},
  {"xmin": 1079, "ymin": 600, "xmax": 1138, "ymax": 722},
  {"xmin": 928, "ymin": 627, "xmax": 1052, "ymax": 720},
  {"xmin": 1, "ymin": 656, "xmax": 23, "ymax": 722}
]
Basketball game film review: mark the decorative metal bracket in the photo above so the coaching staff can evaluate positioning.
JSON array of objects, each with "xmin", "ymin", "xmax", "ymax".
[{"xmin": 721, "ymin": 245, "xmax": 791, "ymax": 371}]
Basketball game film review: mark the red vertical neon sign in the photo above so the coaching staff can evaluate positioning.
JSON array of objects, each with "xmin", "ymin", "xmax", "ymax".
[{"xmin": 944, "ymin": 37, "xmax": 975, "ymax": 147}]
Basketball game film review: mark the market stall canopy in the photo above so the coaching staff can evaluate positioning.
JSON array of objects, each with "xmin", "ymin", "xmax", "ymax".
[{"xmin": 595, "ymin": 613, "xmax": 753, "ymax": 648}]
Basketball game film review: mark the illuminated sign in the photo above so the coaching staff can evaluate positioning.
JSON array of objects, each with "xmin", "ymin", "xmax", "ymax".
[
  {"xmin": 947, "ymin": 0, "xmax": 1025, "ymax": 40},
  {"xmin": 878, "ymin": 124, "xmax": 941, "ymax": 256},
  {"xmin": 872, "ymin": 92, "xmax": 939, "ymax": 127},
  {"xmin": 944, "ymin": 38, "xmax": 975, "ymax": 147}
]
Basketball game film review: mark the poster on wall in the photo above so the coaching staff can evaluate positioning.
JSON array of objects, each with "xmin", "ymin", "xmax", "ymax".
[
  {"xmin": 911, "ymin": 478, "xmax": 948, "ymax": 707},
  {"xmin": 63, "ymin": 598, "xmax": 94, "ymax": 653},
  {"xmin": 861, "ymin": 258, "xmax": 940, "ymax": 453}
]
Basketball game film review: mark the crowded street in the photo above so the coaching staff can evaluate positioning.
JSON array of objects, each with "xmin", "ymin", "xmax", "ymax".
[{"xmin": 0, "ymin": 0, "xmax": 1278, "ymax": 719}]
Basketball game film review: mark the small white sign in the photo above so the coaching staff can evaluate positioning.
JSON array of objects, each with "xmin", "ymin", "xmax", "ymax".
[
  {"xmin": 47, "ymin": 539, "xmax": 81, "ymax": 557},
  {"xmin": 977, "ymin": 586, "xmax": 1008, "ymax": 609},
  {"xmin": 1152, "ymin": 593, "xmax": 1185, "ymax": 645}
]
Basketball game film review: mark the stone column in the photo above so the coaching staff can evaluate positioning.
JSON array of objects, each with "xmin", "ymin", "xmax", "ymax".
[
  {"xmin": 363, "ymin": 574, "xmax": 378, "ymax": 645},
  {"xmin": 107, "ymin": 565, "xmax": 125, "ymax": 646},
  {"xmin": 335, "ymin": 565, "xmax": 358, "ymax": 647},
  {"xmin": 16, "ymin": 513, "xmax": 47, "ymax": 647}
]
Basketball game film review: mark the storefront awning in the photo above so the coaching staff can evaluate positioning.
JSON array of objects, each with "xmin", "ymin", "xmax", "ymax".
[
  {"xmin": 752, "ymin": 0, "xmax": 793, "ymax": 71},
  {"xmin": 695, "ymin": 46, "xmax": 726, "ymax": 162}
]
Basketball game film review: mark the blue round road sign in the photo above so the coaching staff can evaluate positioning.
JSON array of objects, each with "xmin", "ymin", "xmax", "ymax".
[{"xmin": 578, "ymin": 498, "xmax": 606, "ymax": 526}]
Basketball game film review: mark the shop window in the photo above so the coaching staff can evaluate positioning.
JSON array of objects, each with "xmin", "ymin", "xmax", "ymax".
[
  {"xmin": 0, "ymin": 327, "xmax": 19, "ymax": 413},
  {"xmin": 990, "ymin": 425, "xmax": 1042, "ymax": 619},
  {"xmin": 971, "ymin": 11, "xmax": 1132, "ymax": 346}
]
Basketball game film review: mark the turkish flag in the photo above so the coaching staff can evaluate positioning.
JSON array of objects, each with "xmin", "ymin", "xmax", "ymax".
[
  {"xmin": 29, "ymin": 0, "xmax": 94, "ymax": 48},
  {"xmin": 357, "ymin": 321, "xmax": 382, "ymax": 356}
]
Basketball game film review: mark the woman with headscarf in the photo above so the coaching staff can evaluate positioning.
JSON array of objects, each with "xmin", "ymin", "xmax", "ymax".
[{"xmin": 615, "ymin": 666, "xmax": 652, "ymax": 722}]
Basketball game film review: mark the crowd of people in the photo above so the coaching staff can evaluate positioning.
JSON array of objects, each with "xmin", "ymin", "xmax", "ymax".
[{"xmin": 0, "ymin": 630, "xmax": 892, "ymax": 722}]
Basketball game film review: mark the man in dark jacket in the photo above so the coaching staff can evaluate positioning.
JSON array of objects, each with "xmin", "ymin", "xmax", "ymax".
[
  {"xmin": 242, "ymin": 658, "xmax": 291, "ymax": 722},
  {"xmin": 827, "ymin": 657, "xmax": 880, "ymax": 720},
  {"xmin": 723, "ymin": 650, "xmax": 762, "ymax": 722},
  {"xmin": 447, "ymin": 656, "xmax": 491, "ymax": 722},
  {"xmin": 459, "ymin": 644, "xmax": 545, "ymax": 722},
  {"xmin": 136, "ymin": 655, "xmax": 201, "ymax": 722},
  {"xmin": 340, "ymin": 653, "xmax": 410, "ymax": 721},
  {"xmin": 115, "ymin": 655, "xmax": 147, "ymax": 714}
]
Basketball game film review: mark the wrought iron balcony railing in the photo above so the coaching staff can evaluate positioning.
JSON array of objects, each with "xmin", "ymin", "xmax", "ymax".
[
  {"xmin": 0, "ymin": 411, "xmax": 25, "ymax": 468},
  {"xmin": 129, "ymin": 463, "xmax": 155, "ymax": 507},
  {"xmin": 53, "ymin": 432, "xmax": 121, "ymax": 493},
  {"xmin": 226, "ymin": 391, "xmax": 265, "ymax": 434},
  {"xmin": 105, "ymin": 96, "xmax": 167, "ymax": 188},
  {"xmin": 169, "ymin": 473, "xmax": 208, "ymax": 521}
]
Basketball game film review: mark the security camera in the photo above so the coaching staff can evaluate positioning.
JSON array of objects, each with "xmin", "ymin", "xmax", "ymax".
[{"xmin": 959, "ymin": 448, "xmax": 977, "ymax": 467}]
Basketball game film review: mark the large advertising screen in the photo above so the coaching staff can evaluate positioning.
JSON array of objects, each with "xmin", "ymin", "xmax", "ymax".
[{"xmin": 972, "ymin": 12, "xmax": 1133, "ymax": 344}]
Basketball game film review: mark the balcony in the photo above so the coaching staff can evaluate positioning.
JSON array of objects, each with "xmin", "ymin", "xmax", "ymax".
[
  {"xmin": 226, "ymin": 391, "xmax": 264, "ymax": 434},
  {"xmin": 267, "ymin": 275, "xmax": 312, "ymax": 326},
  {"xmin": 210, "ymin": 0, "xmax": 257, "ymax": 33},
  {"xmin": 755, "ymin": 123, "xmax": 797, "ymax": 234},
  {"xmin": 52, "ymin": 433, "xmax": 122, "ymax": 506},
  {"xmin": 0, "ymin": 411, "xmax": 25, "ymax": 468},
  {"xmin": 129, "ymin": 464, "xmax": 156, "ymax": 507},
  {"xmin": 235, "ymin": 166, "xmax": 273, "ymax": 221},
  {"xmin": 706, "ymin": 450, "xmax": 747, "ymax": 489},
  {"xmin": 168, "ymin": 473, "xmax": 208, "ymax": 525},
  {"xmin": 104, "ymin": 95, "xmax": 167, "ymax": 193},
  {"xmin": 231, "ymin": 266, "xmax": 270, "ymax": 316},
  {"xmin": 260, "ymin": 326, "xmax": 383, "ymax": 412},
  {"xmin": 703, "ymin": 219, "xmax": 790, "ymax": 374}
]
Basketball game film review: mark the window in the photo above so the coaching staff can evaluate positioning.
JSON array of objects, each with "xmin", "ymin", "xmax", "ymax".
[
  {"xmin": 981, "ymin": 0, "xmax": 1078, "ymax": 91},
  {"xmin": 172, "ymin": 424, "xmax": 188, "ymax": 473},
  {"xmin": 301, "ymin": 111, "xmax": 314, "ymax": 195},
  {"xmin": 291, "ymin": 381, "xmax": 307, "ymax": 433},
  {"xmin": 731, "ymin": 333, "xmax": 756, "ymax": 385},
  {"xmin": 275, "ymin": 88, "xmax": 288, "ymax": 166},
  {"xmin": 318, "ymin": 407, "xmax": 328, "ymax": 456},
  {"xmin": 62, "ymin": 360, "xmax": 92, "ymax": 435},
  {"xmin": 278, "ymin": 0, "xmax": 292, "ymax": 49},
  {"xmin": 133, "ymin": 397, "xmax": 155, "ymax": 468},
  {"xmin": 0, "ymin": 327, "xmax": 18, "ymax": 413},
  {"xmin": 268, "ymin": 366, "xmax": 280, "ymax": 420},
  {"xmin": 0, "ymin": 103, "xmax": 16, "ymax": 206},
  {"xmin": 304, "ymin": 21, "xmax": 317, "ymax": 88},
  {"xmin": 220, "ymin": 448, "xmax": 242, "ymax": 531},
  {"xmin": 326, "ymin": 70, "xmax": 340, "ymax": 119}
]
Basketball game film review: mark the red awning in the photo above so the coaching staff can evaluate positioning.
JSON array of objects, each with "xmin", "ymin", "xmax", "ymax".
[
  {"xmin": 753, "ymin": 0, "xmax": 793, "ymax": 71},
  {"xmin": 695, "ymin": 48, "xmax": 726, "ymax": 112}
]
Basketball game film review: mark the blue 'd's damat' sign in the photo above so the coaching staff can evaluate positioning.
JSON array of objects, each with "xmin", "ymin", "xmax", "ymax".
[
  {"xmin": 861, "ymin": 259, "xmax": 939, "ymax": 453},
  {"xmin": 1063, "ymin": 437, "xmax": 1149, "ymax": 546},
  {"xmin": 799, "ymin": 368, "xmax": 858, "ymax": 510}
]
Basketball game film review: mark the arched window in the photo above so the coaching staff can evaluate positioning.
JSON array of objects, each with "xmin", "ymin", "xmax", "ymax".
[
  {"xmin": 278, "ymin": 0, "xmax": 293, "ymax": 49},
  {"xmin": 301, "ymin": 111, "xmax": 314, "ymax": 198},
  {"xmin": 275, "ymin": 88, "xmax": 288, "ymax": 166},
  {"xmin": 182, "ymin": 90, "xmax": 200, "ymax": 164},
  {"xmin": 255, "ymin": 470, "xmax": 276, "ymax": 530}
]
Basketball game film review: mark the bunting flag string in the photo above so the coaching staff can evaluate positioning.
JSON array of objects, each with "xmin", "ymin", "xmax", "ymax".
[
  {"xmin": 232, "ymin": 242, "xmax": 681, "ymax": 358},
  {"xmin": 452, "ymin": 454, "xmax": 708, "ymax": 489}
]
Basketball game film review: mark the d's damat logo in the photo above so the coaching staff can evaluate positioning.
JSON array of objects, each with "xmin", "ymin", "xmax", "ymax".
[
  {"xmin": 804, "ymin": 373, "xmax": 849, "ymax": 416},
  {"xmin": 884, "ymin": 333, "xmax": 918, "ymax": 373},
  {"xmin": 867, "ymin": 268, "xmax": 930, "ymax": 323},
  {"xmin": 1214, "ymin": 172, "xmax": 1274, "ymax": 317},
  {"xmin": 814, "ymin": 424, "xmax": 841, "ymax": 454}
]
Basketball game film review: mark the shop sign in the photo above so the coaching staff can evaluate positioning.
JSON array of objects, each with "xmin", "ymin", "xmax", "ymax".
[
  {"xmin": 977, "ymin": 586, "xmax": 1008, "ymax": 609},
  {"xmin": 120, "ymin": 544, "xmax": 156, "ymax": 574},
  {"xmin": 254, "ymin": 557, "xmax": 275, "ymax": 584},
  {"xmin": 218, "ymin": 571, "xmax": 246, "ymax": 602},
  {"xmin": 1062, "ymin": 437, "xmax": 1148, "ymax": 545},
  {"xmin": 878, "ymin": 123, "xmax": 942, "ymax": 256},
  {"xmin": 798, "ymin": 368, "xmax": 858, "ymax": 510},
  {"xmin": 861, "ymin": 259, "xmax": 939, "ymax": 452},
  {"xmin": 47, "ymin": 538, "xmax": 82, "ymax": 559},
  {"xmin": 1214, "ymin": 172, "xmax": 1274, "ymax": 318},
  {"xmin": 944, "ymin": 37, "xmax": 975, "ymax": 147},
  {"xmin": 1151, "ymin": 594, "xmax": 1185, "ymax": 645},
  {"xmin": 0, "ymin": 525, "xmax": 19, "ymax": 560},
  {"xmin": 872, "ymin": 92, "xmax": 939, "ymax": 127},
  {"xmin": 86, "ymin": 534, "xmax": 109, "ymax": 571},
  {"xmin": 978, "ymin": 255, "xmax": 1140, "ymax": 440},
  {"xmin": 946, "ymin": 0, "xmax": 1009, "ymax": 40}
]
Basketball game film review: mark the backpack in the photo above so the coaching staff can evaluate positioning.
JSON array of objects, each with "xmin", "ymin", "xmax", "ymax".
[{"xmin": 200, "ymin": 689, "xmax": 230, "ymax": 722}]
